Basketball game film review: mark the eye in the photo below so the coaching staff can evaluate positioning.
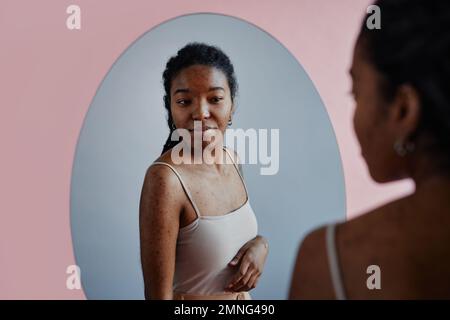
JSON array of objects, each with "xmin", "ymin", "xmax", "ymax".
[
  {"xmin": 176, "ymin": 99, "xmax": 191, "ymax": 106},
  {"xmin": 210, "ymin": 96, "xmax": 224, "ymax": 104}
]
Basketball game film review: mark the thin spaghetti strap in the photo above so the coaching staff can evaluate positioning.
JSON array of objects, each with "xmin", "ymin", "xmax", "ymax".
[
  {"xmin": 326, "ymin": 223, "xmax": 346, "ymax": 300},
  {"xmin": 223, "ymin": 147, "xmax": 249, "ymax": 200},
  {"xmin": 150, "ymin": 162, "xmax": 201, "ymax": 218}
]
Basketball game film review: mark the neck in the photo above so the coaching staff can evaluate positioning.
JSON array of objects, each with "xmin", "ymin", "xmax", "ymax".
[
  {"xmin": 408, "ymin": 153, "xmax": 450, "ymax": 194},
  {"xmin": 177, "ymin": 144, "xmax": 227, "ymax": 171}
]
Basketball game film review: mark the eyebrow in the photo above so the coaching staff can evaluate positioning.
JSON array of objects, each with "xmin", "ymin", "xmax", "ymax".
[
  {"xmin": 209, "ymin": 87, "xmax": 225, "ymax": 92},
  {"xmin": 173, "ymin": 87, "xmax": 225, "ymax": 95},
  {"xmin": 173, "ymin": 88, "xmax": 190, "ymax": 95}
]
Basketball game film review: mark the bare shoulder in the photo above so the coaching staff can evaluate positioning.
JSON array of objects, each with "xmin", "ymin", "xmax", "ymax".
[
  {"xmin": 153, "ymin": 148, "xmax": 178, "ymax": 166},
  {"xmin": 289, "ymin": 225, "xmax": 335, "ymax": 299},
  {"xmin": 333, "ymin": 197, "xmax": 413, "ymax": 298},
  {"xmin": 140, "ymin": 161, "xmax": 185, "ymax": 221},
  {"xmin": 290, "ymin": 195, "xmax": 419, "ymax": 300},
  {"xmin": 143, "ymin": 161, "xmax": 180, "ymax": 193},
  {"xmin": 144, "ymin": 148, "xmax": 188, "ymax": 186},
  {"xmin": 339, "ymin": 196, "xmax": 410, "ymax": 241}
]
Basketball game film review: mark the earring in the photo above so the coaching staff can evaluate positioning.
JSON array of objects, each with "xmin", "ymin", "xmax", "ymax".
[
  {"xmin": 394, "ymin": 138, "xmax": 415, "ymax": 157},
  {"xmin": 228, "ymin": 118, "xmax": 233, "ymax": 127},
  {"xmin": 171, "ymin": 123, "xmax": 176, "ymax": 131}
]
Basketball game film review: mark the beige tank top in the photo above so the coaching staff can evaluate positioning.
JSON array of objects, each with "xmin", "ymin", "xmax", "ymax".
[{"xmin": 150, "ymin": 147, "xmax": 258, "ymax": 295}]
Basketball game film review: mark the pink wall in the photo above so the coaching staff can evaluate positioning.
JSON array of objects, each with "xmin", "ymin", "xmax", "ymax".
[{"xmin": 0, "ymin": 0, "xmax": 412, "ymax": 299}]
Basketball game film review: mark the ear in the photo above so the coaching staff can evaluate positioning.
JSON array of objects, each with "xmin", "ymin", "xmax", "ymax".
[{"xmin": 390, "ymin": 84, "xmax": 421, "ymax": 140}]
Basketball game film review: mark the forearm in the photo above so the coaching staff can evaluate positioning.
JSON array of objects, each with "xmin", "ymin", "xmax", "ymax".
[{"xmin": 144, "ymin": 283, "xmax": 173, "ymax": 300}]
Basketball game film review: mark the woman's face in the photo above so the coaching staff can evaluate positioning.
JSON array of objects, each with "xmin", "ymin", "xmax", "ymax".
[
  {"xmin": 351, "ymin": 40, "xmax": 405, "ymax": 183},
  {"xmin": 170, "ymin": 64, "xmax": 234, "ymax": 149}
]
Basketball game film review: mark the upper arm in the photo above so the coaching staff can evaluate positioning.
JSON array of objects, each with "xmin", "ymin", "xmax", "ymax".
[
  {"xmin": 289, "ymin": 226, "xmax": 335, "ymax": 299},
  {"xmin": 139, "ymin": 165, "xmax": 184, "ymax": 299}
]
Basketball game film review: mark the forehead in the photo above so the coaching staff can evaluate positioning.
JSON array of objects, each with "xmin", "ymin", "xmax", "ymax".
[
  {"xmin": 350, "ymin": 40, "xmax": 379, "ymax": 82},
  {"xmin": 171, "ymin": 65, "xmax": 229, "ymax": 92}
]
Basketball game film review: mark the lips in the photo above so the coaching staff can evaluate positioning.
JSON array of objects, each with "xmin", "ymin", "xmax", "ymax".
[{"xmin": 188, "ymin": 126, "xmax": 217, "ymax": 132}]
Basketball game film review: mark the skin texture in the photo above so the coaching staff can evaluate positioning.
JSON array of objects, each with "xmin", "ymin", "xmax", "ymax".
[
  {"xmin": 289, "ymin": 39, "xmax": 450, "ymax": 299},
  {"xmin": 140, "ymin": 65, "xmax": 268, "ymax": 300}
]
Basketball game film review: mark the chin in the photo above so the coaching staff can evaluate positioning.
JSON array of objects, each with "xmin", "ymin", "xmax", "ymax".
[
  {"xmin": 367, "ymin": 166, "xmax": 407, "ymax": 184},
  {"xmin": 369, "ymin": 172, "xmax": 392, "ymax": 184},
  {"xmin": 202, "ymin": 140, "xmax": 220, "ymax": 149}
]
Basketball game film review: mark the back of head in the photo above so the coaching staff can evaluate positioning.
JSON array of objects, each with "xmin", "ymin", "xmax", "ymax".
[{"xmin": 359, "ymin": 0, "xmax": 450, "ymax": 166}]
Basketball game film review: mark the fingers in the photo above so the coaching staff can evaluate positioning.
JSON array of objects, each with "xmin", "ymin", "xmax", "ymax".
[
  {"xmin": 233, "ymin": 268, "xmax": 262, "ymax": 292},
  {"xmin": 247, "ymin": 272, "xmax": 260, "ymax": 290},
  {"xmin": 226, "ymin": 259, "xmax": 250, "ymax": 290},
  {"xmin": 229, "ymin": 247, "xmax": 246, "ymax": 267},
  {"xmin": 233, "ymin": 269, "xmax": 255, "ymax": 292},
  {"xmin": 226, "ymin": 273, "xmax": 243, "ymax": 291},
  {"xmin": 227, "ymin": 258, "xmax": 264, "ymax": 292},
  {"xmin": 226, "ymin": 244, "xmax": 265, "ymax": 292}
]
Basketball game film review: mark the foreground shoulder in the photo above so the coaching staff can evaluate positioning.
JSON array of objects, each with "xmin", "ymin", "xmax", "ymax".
[
  {"xmin": 289, "ymin": 225, "xmax": 335, "ymax": 299},
  {"xmin": 341, "ymin": 197, "xmax": 409, "ymax": 237}
]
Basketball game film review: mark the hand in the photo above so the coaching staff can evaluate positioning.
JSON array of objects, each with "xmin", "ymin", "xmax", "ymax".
[{"xmin": 226, "ymin": 235, "xmax": 269, "ymax": 292}]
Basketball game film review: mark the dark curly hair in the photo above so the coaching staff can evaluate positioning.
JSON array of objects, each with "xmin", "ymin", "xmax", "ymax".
[
  {"xmin": 160, "ymin": 43, "xmax": 238, "ymax": 155},
  {"xmin": 358, "ymin": 0, "xmax": 450, "ymax": 165}
]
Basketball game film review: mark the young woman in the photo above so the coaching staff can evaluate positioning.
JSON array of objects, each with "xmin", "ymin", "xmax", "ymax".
[
  {"xmin": 290, "ymin": 0, "xmax": 450, "ymax": 299},
  {"xmin": 139, "ymin": 43, "xmax": 269, "ymax": 300}
]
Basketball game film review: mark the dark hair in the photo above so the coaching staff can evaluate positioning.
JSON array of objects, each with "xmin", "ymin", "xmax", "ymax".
[
  {"xmin": 160, "ymin": 43, "xmax": 238, "ymax": 154},
  {"xmin": 359, "ymin": 0, "xmax": 450, "ymax": 161}
]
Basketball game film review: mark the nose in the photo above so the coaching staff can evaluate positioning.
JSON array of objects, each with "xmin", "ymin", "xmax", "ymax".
[{"xmin": 192, "ymin": 98, "xmax": 210, "ymax": 121}]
